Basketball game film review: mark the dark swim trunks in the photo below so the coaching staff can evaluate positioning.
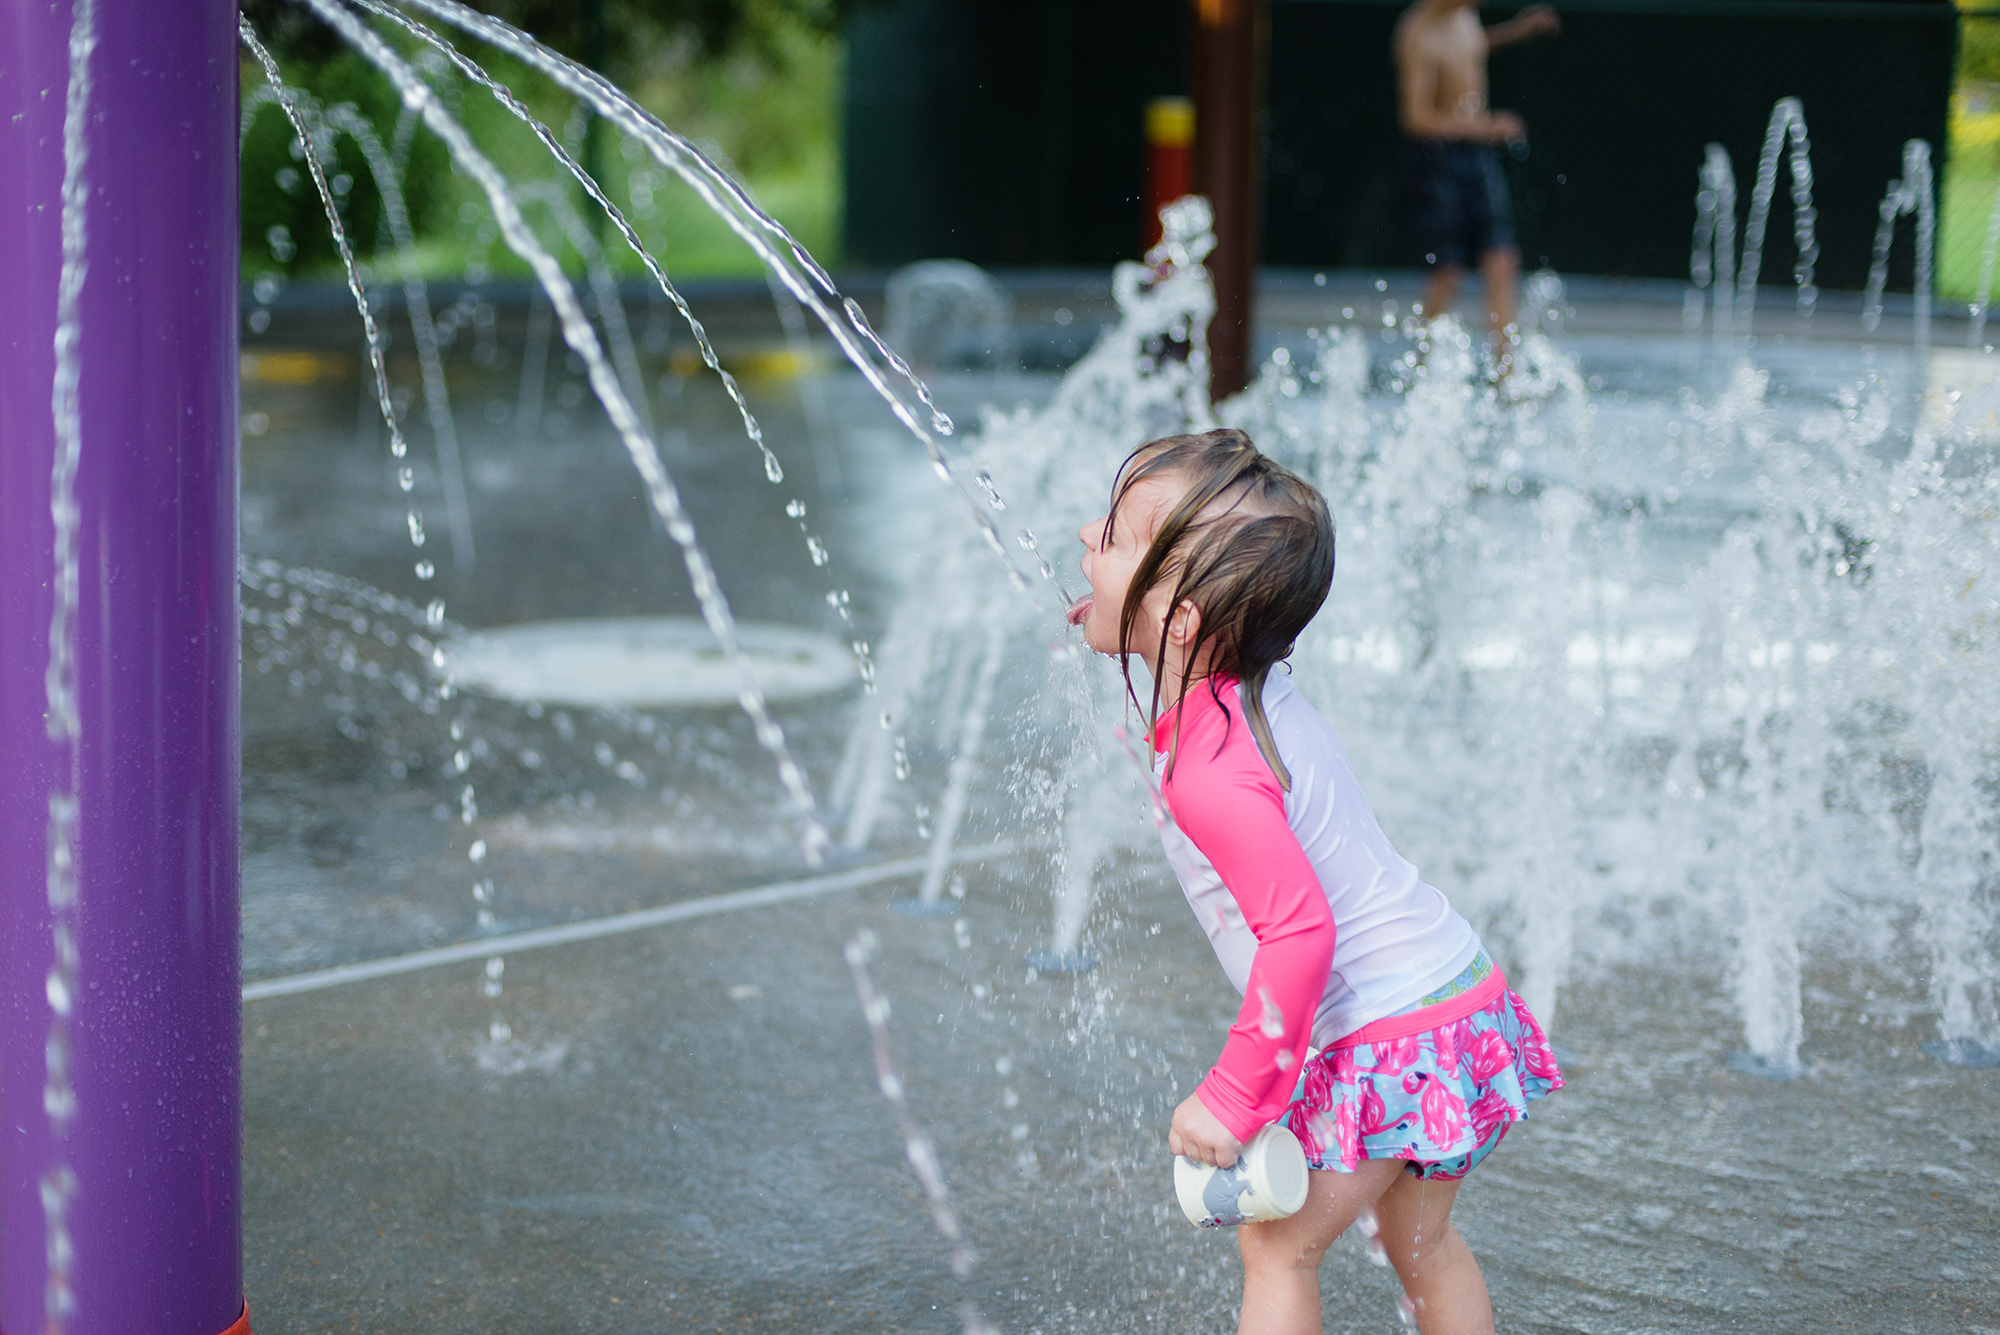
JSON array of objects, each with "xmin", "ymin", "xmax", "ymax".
[{"xmin": 1404, "ymin": 138, "xmax": 1515, "ymax": 268}]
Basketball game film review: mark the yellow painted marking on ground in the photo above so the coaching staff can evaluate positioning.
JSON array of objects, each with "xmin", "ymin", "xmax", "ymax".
[
  {"xmin": 667, "ymin": 345, "xmax": 825, "ymax": 381},
  {"xmin": 241, "ymin": 350, "xmax": 340, "ymax": 384}
]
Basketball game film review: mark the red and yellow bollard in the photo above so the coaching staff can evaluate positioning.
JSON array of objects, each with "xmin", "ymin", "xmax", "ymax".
[{"xmin": 1142, "ymin": 95, "xmax": 1195, "ymax": 256}]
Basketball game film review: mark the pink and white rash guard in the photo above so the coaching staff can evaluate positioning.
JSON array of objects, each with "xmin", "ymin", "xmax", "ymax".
[{"xmin": 1154, "ymin": 673, "xmax": 1481, "ymax": 1143}]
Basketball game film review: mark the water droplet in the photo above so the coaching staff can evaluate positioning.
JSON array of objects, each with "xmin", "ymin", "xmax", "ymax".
[
  {"xmin": 426, "ymin": 599, "xmax": 446, "ymax": 630},
  {"xmin": 1258, "ymin": 986, "xmax": 1286, "ymax": 1038},
  {"xmin": 469, "ymin": 839, "xmax": 487, "ymax": 864},
  {"xmin": 407, "ymin": 511, "xmax": 426, "ymax": 546},
  {"xmin": 398, "ymin": 467, "xmax": 414, "ymax": 492},
  {"xmin": 786, "ymin": 499, "xmax": 807, "ymax": 518},
  {"xmin": 973, "ymin": 468, "xmax": 1007, "ymax": 511},
  {"xmin": 415, "ymin": 560, "xmax": 435, "ymax": 580}
]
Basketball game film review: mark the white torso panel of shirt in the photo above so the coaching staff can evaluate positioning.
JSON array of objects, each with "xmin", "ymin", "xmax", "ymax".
[{"xmin": 1156, "ymin": 673, "xmax": 1480, "ymax": 1048}]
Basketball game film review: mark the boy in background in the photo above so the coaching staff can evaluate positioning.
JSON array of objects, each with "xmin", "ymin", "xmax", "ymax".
[{"xmin": 1394, "ymin": 0, "xmax": 1559, "ymax": 363}]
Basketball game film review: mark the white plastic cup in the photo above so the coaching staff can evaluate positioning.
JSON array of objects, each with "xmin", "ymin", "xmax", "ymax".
[{"xmin": 1174, "ymin": 1122, "xmax": 1310, "ymax": 1228}]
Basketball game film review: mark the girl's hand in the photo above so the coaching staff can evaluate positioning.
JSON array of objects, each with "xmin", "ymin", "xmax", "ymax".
[{"xmin": 1168, "ymin": 1093, "xmax": 1244, "ymax": 1169}]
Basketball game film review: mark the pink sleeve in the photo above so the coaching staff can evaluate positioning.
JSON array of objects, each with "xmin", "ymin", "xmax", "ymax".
[{"xmin": 1161, "ymin": 697, "xmax": 1336, "ymax": 1144}]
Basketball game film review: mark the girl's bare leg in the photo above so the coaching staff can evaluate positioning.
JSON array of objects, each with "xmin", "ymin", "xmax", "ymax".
[
  {"xmin": 1236, "ymin": 1159, "xmax": 1404, "ymax": 1335},
  {"xmin": 1373, "ymin": 1171, "xmax": 1494, "ymax": 1335}
]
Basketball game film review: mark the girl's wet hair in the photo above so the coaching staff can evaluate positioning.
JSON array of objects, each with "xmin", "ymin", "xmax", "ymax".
[{"xmin": 1104, "ymin": 427, "xmax": 1335, "ymax": 789}]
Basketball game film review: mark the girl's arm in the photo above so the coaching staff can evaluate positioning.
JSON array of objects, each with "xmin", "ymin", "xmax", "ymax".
[{"xmin": 1163, "ymin": 713, "xmax": 1336, "ymax": 1145}]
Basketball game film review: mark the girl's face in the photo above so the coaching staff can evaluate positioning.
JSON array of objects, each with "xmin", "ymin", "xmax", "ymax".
[{"xmin": 1074, "ymin": 471, "xmax": 1189, "ymax": 663}]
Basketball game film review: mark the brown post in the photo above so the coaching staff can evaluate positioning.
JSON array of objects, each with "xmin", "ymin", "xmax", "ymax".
[{"xmin": 1191, "ymin": 0, "xmax": 1266, "ymax": 401}]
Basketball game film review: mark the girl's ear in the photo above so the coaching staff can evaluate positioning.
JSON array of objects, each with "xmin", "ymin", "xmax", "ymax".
[{"xmin": 1164, "ymin": 599, "xmax": 1202, "ymax": 648}]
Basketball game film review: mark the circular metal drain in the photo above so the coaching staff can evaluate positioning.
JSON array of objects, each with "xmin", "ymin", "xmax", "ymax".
[{"xmin": 440, "ymin": 616, "xmax": 854, "ymax": 708}]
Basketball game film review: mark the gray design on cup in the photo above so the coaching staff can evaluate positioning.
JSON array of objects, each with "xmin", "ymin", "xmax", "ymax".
[{"xmin": 1199, "ymin": 1162, "xmax": 1254, "ymax": 1227}]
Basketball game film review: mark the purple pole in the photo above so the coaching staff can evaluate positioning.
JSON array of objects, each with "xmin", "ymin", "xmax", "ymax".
[{"xmin": 1, "ymin": 1, "xmax": 245, "ymax": 1333}]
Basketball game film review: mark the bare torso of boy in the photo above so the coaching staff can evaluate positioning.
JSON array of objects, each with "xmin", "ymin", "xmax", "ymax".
[{"xmin": 1393, "ymin": 1, "xmax": 1520, "ymax": 144}]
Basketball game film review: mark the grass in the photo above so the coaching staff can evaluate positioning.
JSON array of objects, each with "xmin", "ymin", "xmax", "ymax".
[
  {"xmin": 1941, "ymin": 10, "xmax": 2000, "ymax": 302},
  {"xmin": 1941, "ymin": 166, "xmax": 2000, "ymax": 304},
  {"xmin": 1940, "ymin": 96, "xmax": 2000, "ymax": 303}
]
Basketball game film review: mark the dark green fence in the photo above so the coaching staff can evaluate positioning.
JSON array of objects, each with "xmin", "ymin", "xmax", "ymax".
[
  {"xmin": 1268, "ymin": 0, "xmax": 1953, "ymax": 290},
  {"xmin": 843, "ymin": 1, "xmax": 1186, "ymax": 268},
  {"xmin": 845, "ymin": 0, "xmax": 1955, "ymax": 292}
]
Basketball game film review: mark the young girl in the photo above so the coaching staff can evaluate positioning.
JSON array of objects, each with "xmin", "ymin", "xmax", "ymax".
[{"xmin": 1070, "ymin": 428, "xmax": 1562, "ymax": 1335}]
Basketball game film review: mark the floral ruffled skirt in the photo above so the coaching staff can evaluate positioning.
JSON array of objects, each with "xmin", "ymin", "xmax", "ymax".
[{"xmin": 1283, "ymin": 966, "xmax": 1563, "ymax": 1181}]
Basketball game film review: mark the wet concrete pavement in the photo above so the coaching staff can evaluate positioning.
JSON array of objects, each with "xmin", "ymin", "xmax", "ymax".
[
  {"xmin": 238, "ymin": 284, "xmax": 1998, "ymax": 1333},
  {"xmin": 243, "ymin": 842, "xmax": 2000, "ymax": 1334}
]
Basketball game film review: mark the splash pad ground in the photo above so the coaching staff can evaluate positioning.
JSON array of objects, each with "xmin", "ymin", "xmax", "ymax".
[{"xmin": 239, "ymin": 274, "xmax": 1997, "ymax": 1332}]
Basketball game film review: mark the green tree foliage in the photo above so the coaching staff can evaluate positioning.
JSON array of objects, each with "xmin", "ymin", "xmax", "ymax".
[
  {"xmin": 240, "ymin": 46, "xmax": 454, "ymax": 276},
  {"xmin": 476, "ymin": 0, "xmax": 856, "ymax": 79},
  {"xmin": 239, "ymin": 0, "xmax": 855, "ymax": 280},
  {"xmin": 1961, "ymin": 5, "xmax": 2000, "ymax": 90},
  {"xmin": 238, "ymin": 0, "xmax": 859, "ymax": 74}
]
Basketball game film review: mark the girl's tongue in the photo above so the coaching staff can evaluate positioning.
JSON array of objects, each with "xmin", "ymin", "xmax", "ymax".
[{"xmin": 1066, "ymin": 594, "xmax": 1093, "ymax": 627}]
